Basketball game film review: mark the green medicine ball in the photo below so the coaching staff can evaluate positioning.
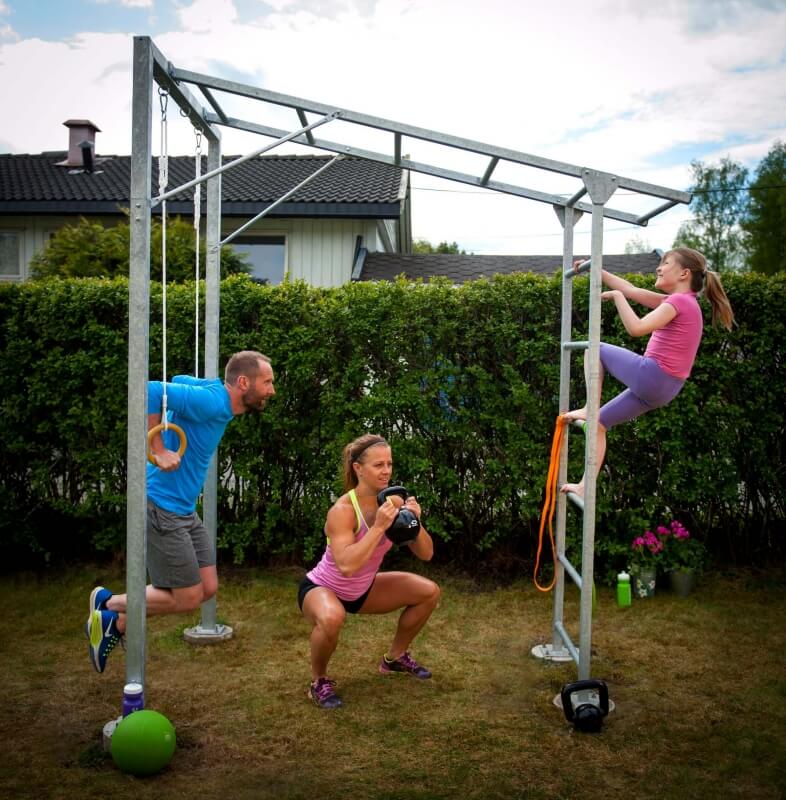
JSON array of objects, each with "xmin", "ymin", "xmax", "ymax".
[{"xmin": 111, "ymin": 709, "xmax": 176, "ymax": 776}]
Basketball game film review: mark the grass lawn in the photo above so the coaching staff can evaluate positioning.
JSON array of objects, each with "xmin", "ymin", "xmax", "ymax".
[{"xmin": 0, "ymin": 564, "xmax": 784, "ymax": 800}]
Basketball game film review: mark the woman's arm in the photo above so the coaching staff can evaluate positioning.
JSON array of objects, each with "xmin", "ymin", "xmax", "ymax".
[
  {"xmin": 327, "ymin": 501, "xmax": 398, "ymax": 577},
  {"xmin": 605, "ymin": 290, "xmax": 677, "ymax": 337}
]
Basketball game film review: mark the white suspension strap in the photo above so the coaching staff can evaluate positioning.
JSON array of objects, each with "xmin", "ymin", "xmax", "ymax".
[
  {"xmin": 193, "ymin": 128, "xmax": 202, "ymax": 377},
  {"xmin": 158, "ymin": 87, "xmax": 169, "ymax": 429},
  {"xmin": 146, "ymin": 87, "xmax": 186, "ymax": 467}
]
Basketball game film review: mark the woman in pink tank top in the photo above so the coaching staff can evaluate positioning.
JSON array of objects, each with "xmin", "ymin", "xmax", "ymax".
[
  {"xmin": 561, "ymin": 248, "xmax": 734, "ymax": 499},
  {"xmin": 298, "ymin": 434, "xmax": 440, "ymax": 709}
]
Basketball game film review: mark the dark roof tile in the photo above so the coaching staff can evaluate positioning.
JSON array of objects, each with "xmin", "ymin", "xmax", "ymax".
[
  {"xmin": 361, "ymin": 252, "xmax": 661, "ymax": 282},
  {"xmin": 0, "ymin": 153, "xmax": 403, "ymax": 208}
]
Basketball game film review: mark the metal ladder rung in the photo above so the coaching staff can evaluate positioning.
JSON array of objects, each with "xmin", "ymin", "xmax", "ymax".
[
  {"xmin": 558, "ymin": 553, "xmax": 583, "ymax": 589},
  {"xmin": 563, "ymin": 259, "xmax": 591, "ymax": 278},
  {"xmin": 565, "ymin": 490, "xmax": 584, "ymax": 512},
  {"xmin": 562, "ymin": 340, "xmax": 589, "ymax": 351}
]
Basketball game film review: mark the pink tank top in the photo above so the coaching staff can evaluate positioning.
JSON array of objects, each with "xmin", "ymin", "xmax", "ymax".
[
  {"xmin": 644, "ymin": 292, "xmax": 703, "ymax": 379},
  {"xmin": 307, "ymin": 489, "xmax": 393, "ymax": 601}
]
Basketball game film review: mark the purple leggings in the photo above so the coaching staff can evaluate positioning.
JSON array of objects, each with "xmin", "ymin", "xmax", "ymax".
[{"xmin": 597, "ymin": 343, "xmax": 685, "ymax": 430}]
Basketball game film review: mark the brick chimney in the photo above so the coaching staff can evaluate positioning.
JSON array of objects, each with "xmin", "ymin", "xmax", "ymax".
[{"xmin": 58, "ymin": 119, "xmax": 101, "ymax": 167}]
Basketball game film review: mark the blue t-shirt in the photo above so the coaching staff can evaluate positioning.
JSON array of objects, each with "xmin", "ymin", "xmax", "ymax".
[{"xmin": 147, "ymin": 375, "xmax": 234, "ymax": 515}]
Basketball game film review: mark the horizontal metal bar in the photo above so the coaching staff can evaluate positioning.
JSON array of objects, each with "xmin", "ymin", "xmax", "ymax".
[
  {"xmin": 204, "ymin": 112, "xmax": 645, "ymax": 225},
  {"xmin": 152, "ymin": 111, "xmax": 339, "ymax": 206},
  {"xmin": 176, "ymin": 65, "xmax": 691, "ymax": 204},
  {"xmin": 558, "ymin": 553, "xmax": 583, "ymax": 589},
  {"xmin": 562, "ymin": 340, "xmax": 589, "ymax": 350},
  {"xmin": 199, "ymin": 85, "xmax": 227, "ymax": 123},
  {"xmin": 219, "ymin": 154, "xmax": 343, "ymax": 247},
  {"xmin": 563, "ymin": 258, "xmax": 591, "ymax": 278},
  {"xmin": 566, "ymin": 490, "xmax": 585, "ymax": 513},
  {"xmin": 480, "ymin": 156, "xmax": 499, "ymax": 186},
  {"xmin": 636, "ymin": 198, "xmax": 681, "ymax": 225},
  {"xmin": 554, "ymin": 622, "xmax": 580, "ymax": 665},
  {"xmin": 566, "ymin": 186, "xmax": 588, "ymax": 206},
  {"xmin": 296, "ymin": 108, "xmax": 315, "ymax": 145}
]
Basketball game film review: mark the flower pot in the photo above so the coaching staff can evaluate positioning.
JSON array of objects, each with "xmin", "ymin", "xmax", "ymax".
[
  {"xmin": 668, "ymin": 570, "xmax": 695, "ymax": 597},
  {"xmin": 633, "ymin": 568, "xmax": 656, "ymax": 598}
]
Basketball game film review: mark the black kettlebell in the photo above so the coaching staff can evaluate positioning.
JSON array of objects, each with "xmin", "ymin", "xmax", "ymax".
[
  {"xmin": 560, "ymin": 679, "xmax": 609, "ymax": 733},
  {"xmin": 376, "ymin": 485, "xmax": 421, "ymax": 545}
]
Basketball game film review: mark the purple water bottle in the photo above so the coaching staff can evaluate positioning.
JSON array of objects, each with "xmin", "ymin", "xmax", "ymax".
[{"xmin": 122, "ymin": 682, "xmax": 144, "ymax": 717}]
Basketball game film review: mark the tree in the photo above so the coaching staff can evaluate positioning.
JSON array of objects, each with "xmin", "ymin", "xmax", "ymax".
[
  {"xmin": 624, "ymin": 234, "xmax": 652, "ymax": 254},
  {"xmin": 412, "ymin": 238, "xmax": 469, "ymax": 254},
  {"xmin": 673, "ymin": 157, "xmax": 749, "ymax": 271},
  {"xmin": 30, "ymin": 216, "xmax": 249, "ymax": 281},
  {"xmin": 743, "ymin": 140, "xmax": 786, "ymax": 275}
]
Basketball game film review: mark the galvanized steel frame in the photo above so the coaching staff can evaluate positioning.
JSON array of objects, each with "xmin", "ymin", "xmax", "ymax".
[{"xmin": 128, "ymin": 35, "xmax": 691, "ymax": 697}]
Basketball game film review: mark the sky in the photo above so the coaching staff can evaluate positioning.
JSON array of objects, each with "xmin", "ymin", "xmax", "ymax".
[{"xmin": 1, "ymin": 0, "xmax": 785, "ymax": 255}]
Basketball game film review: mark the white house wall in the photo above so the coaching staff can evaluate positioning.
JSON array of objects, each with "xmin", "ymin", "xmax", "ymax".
[
  {"xmin": 223, "ymin": 217, "xmax": 392, "ymax": 287},
  {"xmin": 3, "ymin": 214, "xmax": 397, "ymax": 287}
]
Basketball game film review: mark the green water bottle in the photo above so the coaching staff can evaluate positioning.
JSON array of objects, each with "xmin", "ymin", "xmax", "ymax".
[{"xmin": 617, "ymin": 571, "xmax": 632, "ymax": 607}]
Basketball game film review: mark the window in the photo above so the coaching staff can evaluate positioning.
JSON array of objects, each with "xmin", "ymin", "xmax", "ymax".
[
  {"xmin": 0, "ymin": 232, "xmax": 21, "ymax": 279},
  {"xmin": 232, "ymin": 235, "xmax": 286, "ymax": 285}
]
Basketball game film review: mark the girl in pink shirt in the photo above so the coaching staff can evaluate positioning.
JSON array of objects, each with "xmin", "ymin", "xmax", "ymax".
[
  {"xmin": 299, "ymin": 434, "xmax": 440, "ymax": 709},
  {"xmin": 561, "ymin": 248, "xmax": 734, "ymax": 498}
]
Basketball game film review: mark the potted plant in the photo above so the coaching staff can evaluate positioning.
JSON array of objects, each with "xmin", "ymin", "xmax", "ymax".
[
  {"xmin": 658, "ymin": 520, "xmax": 706, "ymax": 596},
  {"xmin": 629, "ymin": 529, "xmax": 664, "ymax": 598}
]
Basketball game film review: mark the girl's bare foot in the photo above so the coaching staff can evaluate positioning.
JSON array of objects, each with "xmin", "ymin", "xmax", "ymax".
[
  {"xmin": 560, "ymin": 481, "xmax": 585, "ymax": 498},
  {"xmin": 561, "ymin": 407, "xmax": 587, "ymax": 422}
]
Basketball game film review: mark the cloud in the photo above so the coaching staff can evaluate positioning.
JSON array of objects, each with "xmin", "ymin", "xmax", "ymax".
[
  {"xmin": 1, "ymin": 0, "xmax": 784, "ymax": 253},
  {"xmin": 94, "ymin": 0, "xmax": 153, "ymax": 7}
]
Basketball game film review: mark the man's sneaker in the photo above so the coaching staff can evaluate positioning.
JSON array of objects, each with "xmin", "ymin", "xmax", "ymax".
[
  {"xmin": 379, "ymin": 651, "xmax": 432, "ymax": 679},
  {"xmin": 89, "ymin": 586, "xmax": 112, "ymax": 615},
  {"xmin": 308, "ymin": 677, "xmax": 342, "ymax": 709},
  {"xmin": 86, "ymin": 609, "xmax": 122, "ymax": 673}
]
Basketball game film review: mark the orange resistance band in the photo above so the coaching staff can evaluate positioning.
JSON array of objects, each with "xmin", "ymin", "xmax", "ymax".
[{"xmin": 533, "ymin": 415, "xmax": 567, "ymax": 592}]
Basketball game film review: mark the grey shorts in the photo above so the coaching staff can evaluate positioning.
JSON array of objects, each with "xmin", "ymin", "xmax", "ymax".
[{"xmin": 147, "ymin": 500, "xmax": 214, "ymax": 589}]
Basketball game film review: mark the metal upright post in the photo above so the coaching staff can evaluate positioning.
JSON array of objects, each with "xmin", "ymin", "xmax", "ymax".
[
  {"xmin": 183, "ymin": 130, "xmax": 232, "ymax": 644},
  {"xmin": 553, "ymin": 204, "xmax": 583, "ymax": 658},
  {"xmin": 104, "ymin": 35, "xmax": 153, "ymax": 749},
  {"xmin": 577, "ymin": 169, "xmax": 617, "ymax": 680}
]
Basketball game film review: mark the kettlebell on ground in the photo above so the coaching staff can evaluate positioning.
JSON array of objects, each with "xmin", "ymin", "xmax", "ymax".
[
  {"xmin": 560, "ymin": 679, "xmax": 609, "ymax": 733},
  {"xmin": 376, "ymin": 486, "xmax": 421, "ymax": 545}
]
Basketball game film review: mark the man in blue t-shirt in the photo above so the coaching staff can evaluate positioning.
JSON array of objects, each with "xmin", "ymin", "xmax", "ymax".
[{"xmin": 86, "ymin": 350, "xmax": 275, "ymax": 673}]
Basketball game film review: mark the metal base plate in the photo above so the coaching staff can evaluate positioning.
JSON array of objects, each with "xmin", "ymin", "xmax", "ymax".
[
  {"xmin": 102, "ymin": 716, "xmax": 122, "ymax": 752},
  {"xmin": 531, "ymin": 643, "xmax": 574, "ymax": 663},
  {"xmin": 183, "ymin": 623, "xmax": 233, "ymax": 644}
]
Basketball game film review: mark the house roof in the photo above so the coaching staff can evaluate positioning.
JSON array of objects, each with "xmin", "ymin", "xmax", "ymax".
[
  {"xmin": 0, "ymin": 153, "xmax": 405, "ymax": 218},
  {"xmin": 360, "ymin": 252, "xmax": 661, "ymax": 282}
]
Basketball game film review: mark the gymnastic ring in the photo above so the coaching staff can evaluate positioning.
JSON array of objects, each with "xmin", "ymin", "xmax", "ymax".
[{"xmin": 147, "ymin": 422, "xmax": 187, "ymax": 467}]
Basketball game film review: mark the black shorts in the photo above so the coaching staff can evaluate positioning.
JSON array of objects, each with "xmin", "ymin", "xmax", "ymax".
[{"xmin": 297, "ymin": 576, "xmax": 375, "ymax": 614}]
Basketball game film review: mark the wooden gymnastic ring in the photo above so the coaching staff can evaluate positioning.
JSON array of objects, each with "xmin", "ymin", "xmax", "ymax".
[{"xmin": 147, "ymin": 422, "xmax": 187, "ymax": 466}]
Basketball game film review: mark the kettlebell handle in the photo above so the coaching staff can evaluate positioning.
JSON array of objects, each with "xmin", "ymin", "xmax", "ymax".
[
  {"xmin": 377, "ymin": 486, "xmax": 409, "ymax": 506},
  {"xmin": 560, "ymin": 679, "xmax": 609, "ymax": 722}
]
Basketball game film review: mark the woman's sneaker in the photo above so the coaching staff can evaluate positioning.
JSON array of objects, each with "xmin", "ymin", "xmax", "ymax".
[
  {"xmin": 308, "ymin": 677, "xmax": 342, "ymax": 709},
  {"xmin": 379, "ymin": 651, "xmax": 432, "ymax": 679}
]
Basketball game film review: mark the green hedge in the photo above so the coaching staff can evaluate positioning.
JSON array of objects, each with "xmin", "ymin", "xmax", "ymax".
[{"xmin": 1, "ymin": 273, "xmax": 783, "ymax": 578}]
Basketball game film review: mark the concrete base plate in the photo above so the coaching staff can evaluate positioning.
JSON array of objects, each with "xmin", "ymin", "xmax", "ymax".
[{"xmin": 183, "ymin": 623, "xmax": 233, "ymax": 644}]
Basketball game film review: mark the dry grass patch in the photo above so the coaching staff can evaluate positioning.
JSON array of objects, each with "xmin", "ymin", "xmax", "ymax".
[{"xmin": 0, "ymin": 566, "xmax": 784, "ymax": 799}]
